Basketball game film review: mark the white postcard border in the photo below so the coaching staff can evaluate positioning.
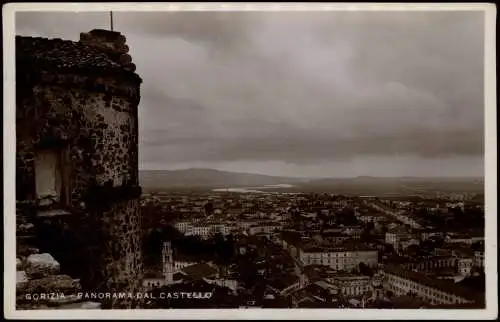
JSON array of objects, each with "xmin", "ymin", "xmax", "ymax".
[{"xmin": 3, "ymin": 2, "xmax": 497, "ymax": 320}]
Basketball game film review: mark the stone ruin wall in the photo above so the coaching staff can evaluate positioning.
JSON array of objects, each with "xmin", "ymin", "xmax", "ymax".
[{"xmin": 16, "ymin": 31, "xmax": 143, "ymax": 309}]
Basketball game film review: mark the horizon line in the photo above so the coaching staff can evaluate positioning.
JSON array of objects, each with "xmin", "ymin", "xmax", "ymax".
[{"xmin": 138, "ymin": 167, "xmax": 484, "ymax": 180}]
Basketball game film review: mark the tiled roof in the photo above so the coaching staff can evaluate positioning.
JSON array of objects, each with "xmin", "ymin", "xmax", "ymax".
[
  {"xmin": 16, "ymin": 35, "xmax": 140, "ymax": 81},
  {"xmin": 267, "ymin": 274, "xmax": 299, "ymax": 291},
  {"xmin": 303, "ymin": 265, "xmax": 335, "ymax": 280},
  {"xmin": 387, "ymin": 225, "xmax": 410, "ymax": 235},
  {"xmin": 180, "ymin": 263, "xmax": 218, "ymax": 280},
  {"xmin": 302, "ymin": 239, "xmax": 377, "ymax": 253},
  {"xmin": 330, "ymin": 272, "xmax": 371, "ymax": 280}
]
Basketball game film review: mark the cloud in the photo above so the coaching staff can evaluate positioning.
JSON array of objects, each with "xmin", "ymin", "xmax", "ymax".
[{"xmin": 15, "ymin": 10, "xmax": 485, "ymax": 176}]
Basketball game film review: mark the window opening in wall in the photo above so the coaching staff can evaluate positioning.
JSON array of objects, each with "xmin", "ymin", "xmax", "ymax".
[{"xmin": 34, "ymin": 148, "xmax": 71, "ymax": 208}]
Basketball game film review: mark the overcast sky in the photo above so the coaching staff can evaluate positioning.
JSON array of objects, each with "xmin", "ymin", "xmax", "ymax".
[{"xmin": 16, "ymin": 10, "xmax": 485, "ymax": 178}]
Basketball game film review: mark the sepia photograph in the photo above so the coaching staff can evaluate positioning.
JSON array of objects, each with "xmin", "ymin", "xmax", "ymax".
[{"xmin": 3, "ymin": 2, "xmax": 497, "ymax": 320}]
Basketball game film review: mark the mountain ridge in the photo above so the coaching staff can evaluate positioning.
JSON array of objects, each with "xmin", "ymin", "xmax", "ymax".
[
  {"xmin": 139, "ymin": 168, "xmax": 308, "ymax": 189},
  {"xmin": 139, "ymin": 168, "xmax": 483, "ymax": 189}
]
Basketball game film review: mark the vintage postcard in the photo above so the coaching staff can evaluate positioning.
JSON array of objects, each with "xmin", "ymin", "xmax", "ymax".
[{"xmin": 3, "ymin": 2, "xmax": 497, "ymax": 320}]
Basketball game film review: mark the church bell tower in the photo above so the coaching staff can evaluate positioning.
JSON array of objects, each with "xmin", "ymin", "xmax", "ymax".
[{"xmin": 162, "ymin": 241, "xmax": 174, "ymax": 285}]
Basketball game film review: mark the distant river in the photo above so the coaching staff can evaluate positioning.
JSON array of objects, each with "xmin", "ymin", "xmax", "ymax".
[{"xmin": 212, "ymin": 184, "xmax": 294, "ymax": 193}]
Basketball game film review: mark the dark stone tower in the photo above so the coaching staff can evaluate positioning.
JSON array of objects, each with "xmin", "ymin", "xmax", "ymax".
[{"xmin": 16, "ymin": 29, "xmax": 143, "ymax": 308}]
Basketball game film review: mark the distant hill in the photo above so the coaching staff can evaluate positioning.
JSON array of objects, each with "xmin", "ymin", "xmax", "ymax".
[
  {"xmin": 300, "ymin": 176, "xmax": 484, "ymax": 195},
  {"xmin": 139, "ymin": 168, "xmax": 483, "ymax": 195},
  {"xmin": 306, "ymin": 176, "xmax": 484, "ymax": 185},
  {"xmin": 139, "ymin": 168, "xmax": 308, "ymax": 189}
]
